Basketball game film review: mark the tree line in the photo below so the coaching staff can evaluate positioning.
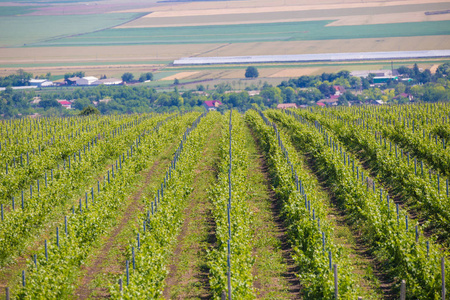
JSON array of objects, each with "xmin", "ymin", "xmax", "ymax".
[{"xmin": 0, "ymin": 63, "xmax": 449, "ymax": 118}]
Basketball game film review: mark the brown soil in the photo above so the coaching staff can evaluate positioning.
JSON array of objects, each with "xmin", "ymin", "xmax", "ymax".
[
  {"xmin": 74, "ymin": 142, "xmax": 177, "ymax": 299},
  {"xmin": 248, "ymin": 126, "xmax": 302, "ymax": 299},
  {"xmin": 303, "ymin": 152, "xmax": 396, "ymax": 299},
  {"xmin": 162, "ymin": 122, "xmax": 221, "ymax": 300}
]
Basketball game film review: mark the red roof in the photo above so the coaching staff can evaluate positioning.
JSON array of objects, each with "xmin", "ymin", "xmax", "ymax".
[
  {"xmin": 317, "ymin": 102, "xmax": 326, "ymax": 107},
  {"xmin": 57, "ymin": 100, "xmax": 71, "ymax": 105},
  {"xmin": 204, "ymin": 100, "xmax": 222, "ymax": 107},
  {"xmin": 333, "ymin": 85, "xmax": 345, "ymax": 92}
]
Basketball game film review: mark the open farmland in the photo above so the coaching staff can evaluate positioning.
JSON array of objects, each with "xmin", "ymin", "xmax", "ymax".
[
  {"xmin": 0, "ymin": 13, "xmax": 143, "ymax": 47},
  {"xmin": 117, "ymin": 1, "xmax": 450, "ymax": 28},
  {"xmin": 0, "ymin": 0, "xmax": 449, "ymax": 81},
  {"xmin": 28, "ymin": 20, "xmax": 450, "ymax": 47},
  {"xmin": 0, "ymin": 106, "xmax": 449, "ymax": 299}
]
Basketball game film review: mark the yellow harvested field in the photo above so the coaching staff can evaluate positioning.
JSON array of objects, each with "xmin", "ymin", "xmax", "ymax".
[
  {"xmin": 327, "ymin": 11, "xmax": 450, "ymax": 26},
  {"xmin": 269, "ymin": 68, "xmax": 321, "ymax": 77},
  {"xmin": 0, "ymin": 44, "xmax": 221, "ymax": 64},
  {"xmin": 114, "ymin": 0, "xmax": 449, "ymax": 14},
  {"xmin": 194, "ymin": 36, "xmax": 450, "ymax": 57},
  {"xmin": 160, "ymin": 72, "xmax": 199, "ymax": 81},
  {"xmin": 115, "ymin": 0, "xmax": 450, "ymax": 28}
]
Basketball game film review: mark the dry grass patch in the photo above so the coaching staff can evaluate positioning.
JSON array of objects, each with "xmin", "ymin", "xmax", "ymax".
[
  {"xmin": 160, "ymin": 71, "xmax": 199, "ymax": 81},
  {"xmin": 327, "ymin": 11, "xmax": 450, "ymax": 26},
  {"xmin": 115, "ymin": 0, "xmax": 450, "ymax": 28},
  {"xmin": 269, "ymin": 68, "xmax": 321, "ymax": 77},
  {"xmin": 195, "ymin": 36, "xmax": 450, "ymax": 57},
  {"xmin": 114, "ymin": 0, "xmax": 449, "ymax": 14}
]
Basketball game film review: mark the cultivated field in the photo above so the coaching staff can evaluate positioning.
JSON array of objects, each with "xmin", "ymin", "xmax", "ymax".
[
  {"xmin": 0, "ymin": 0, "xmax": 448, "ymax": 81},
  {"xmin": 28, "ymin": 20, "xmax": 450, "ymax": 47}
]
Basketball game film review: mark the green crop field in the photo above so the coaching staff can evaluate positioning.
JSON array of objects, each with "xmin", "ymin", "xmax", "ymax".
[
  {"xmin": 0, "ymin": 13, "xmax": 143, "ymax": 47},
  {"xmin": 0, "ymin": 6, "xmax": 38, "ymax": 16},
  {"xmin": 29, "ymin": 20, "xmax": 450, "ymax": 47}
]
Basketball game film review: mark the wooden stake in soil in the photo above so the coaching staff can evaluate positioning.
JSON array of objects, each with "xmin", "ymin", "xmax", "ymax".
[{"xmin": 5, "ymin": 287, "xmax": 9, "ymax": 300}]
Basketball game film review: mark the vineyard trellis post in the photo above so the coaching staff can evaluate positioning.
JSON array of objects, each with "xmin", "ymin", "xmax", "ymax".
[
  {"xmin": 334, "ymin": 264, "xmax": 338, "ymax": 299},
  {"xmin": 400, "ymin": 280, "xmax": 406, "ymax": 300},
  {"xmin": 442, "ymin": 257, "xmax": 446, "ymax": 300},
  {"xmin": 227, "ymin": 110, "xmax": 232, "ymax": 300}
]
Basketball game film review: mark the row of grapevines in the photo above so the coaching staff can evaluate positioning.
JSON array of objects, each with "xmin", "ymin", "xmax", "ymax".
[
  {"xmin": 0, "ymin": 115, "xmax": 152, "ymax": 204},
  {"xmin": 0, "ymin": 115, "xmax": 130, "ymax": 168},
  {"xmin": 207, "ymin": 111, "xmax": 254, "ymax": 299},
  {"xmin": 108, "ymin": 111, "xmax": 217, "ymax": 299},
  {"xmin": 0, "ymin": 114, "xmax": 173, "ymax": 265},
  {"xmin": 320, "ymin": 104, "xmax": 450, "ymax": 177},
  {"xmin": 267, "ymin": 109, "xmax": 449, "ymax": 299},
  {"xmin": 296, "ymin": 108, "xmax": 450, "ymax": 242},
  {"xmin": 13, "ymin": 112, "xmax": 199, "ymax": 299},
  {"xmin": 246, "ymin": 110, "xmax": 358, "ymax": 299}
]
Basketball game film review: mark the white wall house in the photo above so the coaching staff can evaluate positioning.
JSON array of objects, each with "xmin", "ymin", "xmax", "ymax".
[{"xmin": 76, "ymin": 76, "xmax": 98, "ymax": 86}]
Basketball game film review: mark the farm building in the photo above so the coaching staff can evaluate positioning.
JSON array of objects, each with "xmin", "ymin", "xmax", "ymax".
[
  {"xmin": 373, "ymin": 76, "xmax": 398, "ymax": 84},
  {"xmin": 57, "ymin": 100, "xmax": 72, "ymax": 109},
  {"xmin": 203, "ymin": 100, "xmax": 222, "ymax": 111},
  {"xmin": 29, "ymin": 79, "xmax": 52, "ymax": 87},
  {"xmin": 66, "ymin": 77, "xmax": 80, "ymax": 85},
  {"xmin": 76, "ymin": 76, "xmax": 98, "ymax": 86},
  {"xmin": 92, "ymin": 78, "xmax": 122, "ymax": 86},
  {"xmin": 277, "ymin": 103, "xmax": 297, "ymax": 109}
]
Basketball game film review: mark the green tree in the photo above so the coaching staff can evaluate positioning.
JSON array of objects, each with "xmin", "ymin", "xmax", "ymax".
[
  {"xmin": 73, "ymin": 98, "xmax": 91, "ymax": 110},
  {"xmin": 395, "ymin": 82, "xmax": 406, "ymax": 95},
  {"xmin": 173, "ymin": 78, "xmax": 180, "ymax": 85},
  {"xmin": 121, "ymin": 72, "xmax": 134, "ymax": 83},
  {"xmin": 139, "ymin": 72, "xmax": 153, "ymax": 82},
  {"xmin": 79, "ymin": 105, "xmax": 100, "ymax": 116},
  {"xmin": 39, "ymin": 99, "xmax": 61, "ymax": 109},
  {"xmin": 245, "ymin": 66, "xmax": 259, "ymax": 78}
]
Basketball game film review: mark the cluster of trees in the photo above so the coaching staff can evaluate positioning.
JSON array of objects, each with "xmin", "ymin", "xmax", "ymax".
[
  {"xmin": 0, "ymin": 70, "xmax": 33, "ymax": 87},
  {"xmin": 121, "ymin": 72, "xmax": 154, "ymax": 83},
  {"xmin": 64, "ymin": 72, "xmax": 85, "ymax": 80},
  {"xmin": 0, "ymin": 63, "xmax": 449, "ymax": 118}
]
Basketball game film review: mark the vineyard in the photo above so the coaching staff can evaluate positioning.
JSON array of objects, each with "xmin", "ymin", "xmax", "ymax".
[{"xmin": 0, "ymin": 104, "xmax": 449, "ymax": 299}]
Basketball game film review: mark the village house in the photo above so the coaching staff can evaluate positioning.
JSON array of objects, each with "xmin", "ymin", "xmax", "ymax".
[
  {"xmin": 203, "ymin": 100, "xmax": 222, "ymax": 111},
  {"xmin": 277, "ymin": 103, "xmax": 297, "ymax": 109},
  {"xmin": 318, "ymin": 95, "xmax": 339, "ymax": 106},
  {"xmin": 333, "ymin": 85, "xmax": 345, "ymax": 95},
  {"xmin": 57, "ymin": 100, "xmax": 72, "ymax": 109}
]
